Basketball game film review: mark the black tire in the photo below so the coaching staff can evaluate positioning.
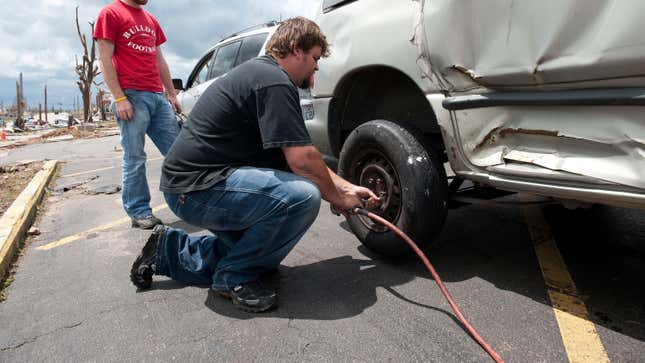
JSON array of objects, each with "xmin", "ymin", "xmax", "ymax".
[{"xmin": 338, "ymin": 120, "xmax": 447, "ymax": 257}]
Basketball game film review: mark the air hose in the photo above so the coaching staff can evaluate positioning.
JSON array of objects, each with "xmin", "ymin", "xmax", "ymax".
[{"xmin": 352, "ymin": 207, "xmax": 505, "ymax": 363}]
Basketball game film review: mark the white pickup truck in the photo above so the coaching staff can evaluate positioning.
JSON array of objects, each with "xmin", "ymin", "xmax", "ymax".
[{"xmin": 305, "ymin": 0, "xmax": 645, "ymax": 256}]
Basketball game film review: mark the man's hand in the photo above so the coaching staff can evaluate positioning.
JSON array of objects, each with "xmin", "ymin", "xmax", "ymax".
[
  {"xmin": 354, "ymin": 185, "xmax": 381, "ymax": 209},
  {"xmin": 168, "ymin": 94, "xmax": 183, "ymax": 114},
  {"xmin": 332, "ymin": 185, "xmax": 380, "ymax": 214},
  {"xmin": 116, "ymin": 99, "xmax": 134, "ymax": 121}
]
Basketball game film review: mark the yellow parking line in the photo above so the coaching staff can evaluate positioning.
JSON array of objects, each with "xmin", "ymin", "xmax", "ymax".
[
  {"xmin": 60, "ymin": 156, "xmax": 164, "ymax": 178},
  {"xmin": 524, "ymin": 206, "xmax": 609, "ymax": 363},
  {"xmin": 61, "ymin": 165, "xmax": 116, "ymax": 178},
  {"xmin": 37, "ymin": 204, "xmax": 168, "ymax": 251}
]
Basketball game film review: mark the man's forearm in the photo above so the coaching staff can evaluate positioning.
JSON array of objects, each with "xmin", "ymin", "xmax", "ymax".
[
  {"xmin": 327, "ymin": 167, "xmax": 354, "ymax": 194},
  {"xmin": 287, "ymin": 148, "xmax": 344, "ymax": 205},
  {"xmin": 99, "ymin": 57, "xmax": 124, "ymax": 99},
  {"xmin": 157, "ymin": 51, "xmax": 176, "ymax": 97}
]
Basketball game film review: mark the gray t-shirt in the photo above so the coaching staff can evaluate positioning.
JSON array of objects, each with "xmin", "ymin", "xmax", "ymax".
[{"xmin": 160, "ymin": 56, "xmax": 312, "ymax": 194}]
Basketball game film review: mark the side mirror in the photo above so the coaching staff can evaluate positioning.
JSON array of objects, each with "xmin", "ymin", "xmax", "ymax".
[{"xmin": 172, "ymin": 78, "xmax": 184, "ymax": 91}]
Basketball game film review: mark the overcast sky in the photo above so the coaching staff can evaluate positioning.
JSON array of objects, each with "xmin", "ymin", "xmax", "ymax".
[{"xmin": 0, "ymin": 0, "xmax": 320, "ymax": 110}]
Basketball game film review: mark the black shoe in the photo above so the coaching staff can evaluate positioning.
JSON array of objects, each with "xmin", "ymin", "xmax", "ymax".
[
  {"xmin": 131, "ymin": 214, "xmax": 163, "ymax": 229},
  {"xmin": 214, "ymin": 281, "xmax": 277, "ymax": 313},
  {"xmin": 130, "ymin": 224, "xmax": 164, "ymax": 289}
]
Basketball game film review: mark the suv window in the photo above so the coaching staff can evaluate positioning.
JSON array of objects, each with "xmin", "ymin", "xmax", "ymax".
[
  {"xmin": 209, "ymin": 41, "xmax": 242, "ymax": 79},
  {"xmin": 236, "ymin": 33, "xmax": 269, "ymax": 66},
  {"xmin": 186, "ymin": 50, "xmax": 215, "ymax": 89}
]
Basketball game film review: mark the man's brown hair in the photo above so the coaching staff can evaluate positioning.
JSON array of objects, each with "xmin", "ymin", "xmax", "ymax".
[{"xmin": 265, "ymin": 17, "xmax": 330, "ymax": 58}]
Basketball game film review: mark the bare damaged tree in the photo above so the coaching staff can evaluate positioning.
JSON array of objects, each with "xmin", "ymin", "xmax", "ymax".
[
  {"xmin": 75, "ymin": 6, "xmax": 100, "ymax": 123},
  {"xmin": 96, "ymin": 88, "xmax": 107, "ymax": 121},
  {"xmin": 15, "ymin": 80, "xmax": 25, "ymax": 130}
]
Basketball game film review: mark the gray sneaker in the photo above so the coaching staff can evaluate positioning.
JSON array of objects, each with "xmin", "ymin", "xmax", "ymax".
[
  {"xmin": 213, "ymin": 281, "xmax": 278, "ymax": 313},
  {"xmin": 131, "ymin": 214, "xmax": 162, "ymax": 229}
]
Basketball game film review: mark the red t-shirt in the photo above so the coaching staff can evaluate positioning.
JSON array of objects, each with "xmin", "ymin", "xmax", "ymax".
[{"xmin": 93, "ymin": 0, "xmax": 167, "ymax": 92}]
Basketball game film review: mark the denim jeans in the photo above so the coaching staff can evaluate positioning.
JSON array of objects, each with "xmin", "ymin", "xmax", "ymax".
[
  {"xmin": 156, "ymin": 167, "xmax": 322, "ymax": 290},
  {"xmin": 114, "ymin": 90, "xmax": 180, "ymax": 218}
]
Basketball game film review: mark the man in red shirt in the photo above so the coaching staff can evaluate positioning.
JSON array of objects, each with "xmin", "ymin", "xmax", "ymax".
[{"xmin": 94, "ymin": 0, "xmax": 181, "ymax": 229}]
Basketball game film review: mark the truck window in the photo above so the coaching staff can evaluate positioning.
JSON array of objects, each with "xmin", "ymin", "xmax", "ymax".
[
  {"xmin": 209, "ymin": 41, "xmax": 242, "ymax": 79},
  {"xmin": 236, "ymin": 33, "xmax": 269, "ymax": 66},
  {"xmin": 186, "ymin": 50, "xmax": 215, "ymax": 89}
]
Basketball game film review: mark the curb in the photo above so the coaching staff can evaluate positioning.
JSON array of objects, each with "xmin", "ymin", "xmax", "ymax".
[{"xmin": 0, "ymin": 160, "xmax": 58, "ymax": 279}]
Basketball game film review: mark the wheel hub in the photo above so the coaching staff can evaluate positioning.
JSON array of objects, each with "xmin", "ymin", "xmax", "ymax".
[
  {"xmin": 360, "ymin": 164, "xmax": 393, "ymax": 211},
  {"xmin": 355, "ymin": 153, "xmax": 401, "ymax": 232}
]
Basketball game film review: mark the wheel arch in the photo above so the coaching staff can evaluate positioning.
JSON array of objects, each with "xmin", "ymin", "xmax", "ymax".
[{"xmin": 327, "ymin": 65, "xmax": 445, "ymax": 158}]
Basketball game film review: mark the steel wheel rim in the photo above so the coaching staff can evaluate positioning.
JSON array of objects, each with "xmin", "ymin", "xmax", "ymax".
[{"xmin": 351, "ymin": 148, "xmax": 402, "ymax": 232}]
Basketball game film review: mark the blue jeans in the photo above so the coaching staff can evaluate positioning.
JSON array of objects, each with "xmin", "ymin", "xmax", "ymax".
[
  {"xmin": 114, "ymin": 90, "xmax": 180, "ymax": 218},
  {"xmin": 156, "ymin": 167, "xmax": 322, "ymax": 290}
]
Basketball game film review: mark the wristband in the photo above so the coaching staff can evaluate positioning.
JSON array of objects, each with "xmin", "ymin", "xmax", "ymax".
[{"xmin": 114, "ymin": 96, "xmax": 127, "ymax": 103}]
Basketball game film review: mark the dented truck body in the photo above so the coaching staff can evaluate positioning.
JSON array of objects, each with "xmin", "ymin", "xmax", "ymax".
[
  {"xmin": 421, "ymin": 0, "xmax": 645, "ymax": 209},
  {"xmin": 310, "ymin": 0, "xmax": 645, "ymax": 213}
]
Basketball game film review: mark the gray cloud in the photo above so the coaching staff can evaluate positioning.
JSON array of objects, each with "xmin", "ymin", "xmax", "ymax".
[{"xmin": 1, "ymin": 0, "xmax": 320, "ymax": 109}]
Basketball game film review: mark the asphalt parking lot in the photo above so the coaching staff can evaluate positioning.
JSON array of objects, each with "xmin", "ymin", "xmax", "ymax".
[{"xmin": 0, "ymin": 135, "xmax": 643, "ymax": 362}]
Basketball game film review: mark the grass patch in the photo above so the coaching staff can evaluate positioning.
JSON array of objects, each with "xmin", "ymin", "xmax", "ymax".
[{"xmin": 0, "ymin": 277, "xmax": 15, "ymax": 302}]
